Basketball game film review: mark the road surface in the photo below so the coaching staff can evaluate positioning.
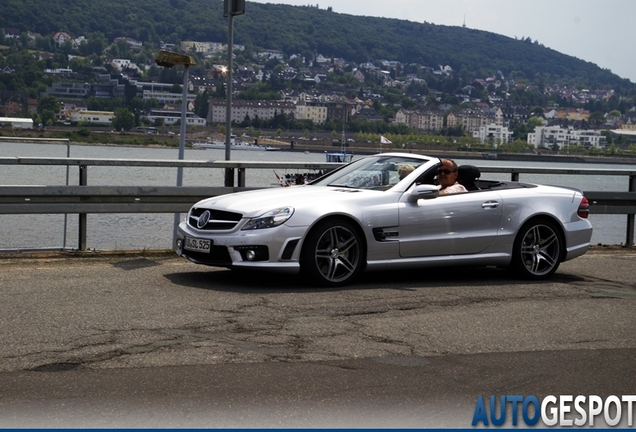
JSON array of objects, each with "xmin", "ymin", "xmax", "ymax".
[{"xmin": 0, "ymin": 247, "xmax": 634, "ymax": 427}]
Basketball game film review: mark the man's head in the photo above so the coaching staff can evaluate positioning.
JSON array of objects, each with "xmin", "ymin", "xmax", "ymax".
[{"xmin": 437, "ymin": 159, "xmax": 459, "ymax": 188}]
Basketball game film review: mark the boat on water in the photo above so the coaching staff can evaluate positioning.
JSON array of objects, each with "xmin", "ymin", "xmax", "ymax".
[
  {"xmin": 325, "ymin": 152, "xmax": 354, "ymax": 163},
  {"xmin": 325, "ymin": 124, "xmax": 354, "ymax": 163}
]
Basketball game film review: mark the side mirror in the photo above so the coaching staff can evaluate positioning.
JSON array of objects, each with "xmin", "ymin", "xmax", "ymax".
[{"xmin": 408, "ymin": 184, "xmax": 439, "ymax": 201}]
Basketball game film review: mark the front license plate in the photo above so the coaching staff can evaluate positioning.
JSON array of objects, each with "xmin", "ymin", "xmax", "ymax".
[{"xmin": 184, "ymin": 237, "xmax": 212, "ymax": 253}]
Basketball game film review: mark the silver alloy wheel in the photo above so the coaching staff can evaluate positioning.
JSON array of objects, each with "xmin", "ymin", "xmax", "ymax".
[
  {"xmin": 306, "ymin": 222, "xmax": 362, "ymax": 285},
  {"xmin": 518, "ymin": 222, "xmax": 561, "ymax": 277}
]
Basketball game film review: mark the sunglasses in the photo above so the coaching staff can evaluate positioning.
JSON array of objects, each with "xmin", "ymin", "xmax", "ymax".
[{"xmin": 437, "ymin": 169, "xmax": 457, "ymax": 175}]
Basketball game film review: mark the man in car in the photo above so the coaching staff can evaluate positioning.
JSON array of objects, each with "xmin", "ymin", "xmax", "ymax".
[{"xmin": 437, "ymin": 159, "xmax": 468, "ymax": 195}]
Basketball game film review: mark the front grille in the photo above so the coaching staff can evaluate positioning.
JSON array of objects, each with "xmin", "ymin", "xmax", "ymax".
[
  {"xmin": 188, "ymin": 207, "xmax": 243, "ymax": 230},
  {"xmin": 182, "ymin": 245, "xmax": 232, "ymax": 266}
]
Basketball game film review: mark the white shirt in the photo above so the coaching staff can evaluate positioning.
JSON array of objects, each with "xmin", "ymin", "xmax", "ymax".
[{"xmin": 438, "ymin": 182, "xmax": 468, "ymax": 195}]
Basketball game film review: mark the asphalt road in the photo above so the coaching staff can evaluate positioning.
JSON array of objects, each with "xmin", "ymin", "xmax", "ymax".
[{"xmin": 0, "ymin": 247, "xmax": 635, "ymax": 428}]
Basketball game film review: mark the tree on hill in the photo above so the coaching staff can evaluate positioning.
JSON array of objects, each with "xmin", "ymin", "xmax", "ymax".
[
  {"xmin": 0, "ymin": 0, "xmax": 634, "ymax": 92},
  {"xmin": 112, "ymin": 107, "xmax": 136, "ymax": 131}
]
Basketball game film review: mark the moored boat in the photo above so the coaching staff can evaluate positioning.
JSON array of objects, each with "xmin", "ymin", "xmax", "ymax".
[{"xmin": 325, "ymin": 152, "xmax": 353, "ymax": 163}]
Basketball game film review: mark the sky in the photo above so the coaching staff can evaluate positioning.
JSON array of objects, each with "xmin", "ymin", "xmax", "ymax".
[{"xmin": 248, "ymin": 0, "xmax": 636, "ymax": 83}]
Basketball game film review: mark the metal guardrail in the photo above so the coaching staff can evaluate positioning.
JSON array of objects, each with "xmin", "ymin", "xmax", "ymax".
[
  {"xmin": 0, "ymin": 185, "xmax": 634, "ymax": 215},
  {"xmin": 0, "ymin": 156, "xmax": 338, "ymax": 186},
  {"xmin": 0, "ymin": 157, "xmax": 635, "ymax": 249},
  {"xmin": 0, "ymin": 185, "xmax": 239, "ymax": 214}
]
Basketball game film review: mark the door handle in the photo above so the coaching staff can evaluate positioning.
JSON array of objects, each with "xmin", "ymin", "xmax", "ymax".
[{"xmin": 481, "ymin": 201, "xmax": 500, "ymax": 209}]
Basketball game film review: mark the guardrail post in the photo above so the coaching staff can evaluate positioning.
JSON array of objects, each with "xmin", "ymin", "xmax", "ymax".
[
  {"xmin": 238, "ymin": 168, "xmax": 246, "ymax": 187},
  {"xmin": 79, "ymin": 165, "xmax": 87, "ymax": 251},
  {"xmin": 627, "ymin": 174, "xmax": 635, "ymax": 247},
  {"xmin": 224, "ymin": 168, "xmax": 234, "ymax": 187}
]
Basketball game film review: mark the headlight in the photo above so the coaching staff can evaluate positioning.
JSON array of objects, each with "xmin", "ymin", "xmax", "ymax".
[{"xmin": 241, "ymin": 206, "xmax": 294, "ymax": 230}]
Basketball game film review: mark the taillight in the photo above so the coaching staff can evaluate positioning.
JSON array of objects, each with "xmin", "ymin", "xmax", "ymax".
[{"xmin": 577, "ymin": 196, "xmax": 590, "ymax": 219}]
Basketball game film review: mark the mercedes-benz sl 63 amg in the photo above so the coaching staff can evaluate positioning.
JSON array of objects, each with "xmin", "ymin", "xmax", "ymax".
[{"xmin": 175, "ymin": 153, "xmax": 592, "ymax": 287}]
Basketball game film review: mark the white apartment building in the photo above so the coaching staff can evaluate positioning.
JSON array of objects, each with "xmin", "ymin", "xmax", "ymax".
[
  {"xmin": 70, "ymin": 110, "xmax": 114, "ymax": 125},
  {"xmin": 295, "ymin": 101, "xmax": 328, "ymax": 125},
  {"xmin": 208, "ymin": 99, "xmax": 295, "ymax": 124},
  {"xmin": 527, "ymin": 126, "xmax": 607, "ymax": 150},
  {"xmin": 142, "ymin": 90, "xmax": 197, "ymax": 105},
  {"xmin": 0, "ymin": 117, "xmax": 33, "ymax": 129},
  {"xmin": 472, "ymin": 124, "xmax": 514, "ymax": 147},
  {"xmin": 141, "ymin": 109, "xmax": 206, "ymax": 126},
  {"xmin": 181, "ymin": 41, "xmax": 224, "ymax": 53},
  {"xmin": 132, "ymin": 81, "xmax": 196, "ymax": 104}
]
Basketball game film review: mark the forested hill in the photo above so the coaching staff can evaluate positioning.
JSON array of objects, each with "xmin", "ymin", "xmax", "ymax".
[{"xmin": 2, "ymin": 0, "xmax": 634, "ymax": 91}]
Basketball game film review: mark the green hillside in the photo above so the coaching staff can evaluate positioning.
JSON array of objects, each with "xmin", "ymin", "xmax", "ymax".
[{"xmin": 1, "ymin": 0, "xmax": 634, "ymax": 92}]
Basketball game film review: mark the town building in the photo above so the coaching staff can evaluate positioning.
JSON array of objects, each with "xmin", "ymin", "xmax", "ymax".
[
  {"xmin": 472, "ymin": 124, "xmax": 514, "ymax": 146},
  {"xmin": 0, "ymin": 91, "xmax": 30, "ymax": 117},
  {"xmin": 132, "ymin": 80, "xmax": 196, "ymax": 105},
  {"xmin": 181, "ymin": 41, "xmax": 224, "ymax": 54},
  {"xmin": 52, "ymin": 31, "xmax": 72, "ymax": 46},
  {"xmin": 43, "ymin": 82, "xmax": 91, "ymax": 99},
  {"xmin": 70, "ymin": 110, "xmax": 114, "ymax": 125},
  {"xmin": 141, "ymin": 109, "xmax": 206, "ymax": 126},
  {"xmin": 395, "ymin": 108, "xmax": 445, "ymax": 132},
  {"xmin": 326, "ymin": 101, "xmax": 351, "ymax": 123},
  {"xmin": 0, "ymin": 117, "xmax": 33, "ymax": 129},
  {"xmin": 527, "ymin": 126, "xmax": 607, "ymax": 150},
  {"xmin": 351, "ymin": 107, "xmax": 383, "ymax": 122},
  {"xmin": 447, "ymin": 108, "xmax": 496, "ymax": 133},
  {"xmin": 295, "ymin": 101, "xmax": 328, "ymax": 125},
  {"xmin": 498, "ymin": 105, "xmax": 530, "ymax": 126},
  {"xmin": 208, "ymin": 99, "xmax": 296, "ymax": 124},
  {"xmin": 43, "ymin": 74, "xmax": 126, "ymax": 99}
]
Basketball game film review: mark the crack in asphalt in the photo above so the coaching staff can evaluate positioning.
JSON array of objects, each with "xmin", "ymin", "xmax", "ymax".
[
  {"xmin": 24, "ymin": 321, "xmax": 313, "ymax": 372},
  {"xmin": 563, "ymin": 275, "xmax": 636, "ymax": 299}
]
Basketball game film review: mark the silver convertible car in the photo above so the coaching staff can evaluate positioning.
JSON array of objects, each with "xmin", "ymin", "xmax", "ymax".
[{"xmin": 175, "ymin": 153, "xmax": 592, "ymax": 286}]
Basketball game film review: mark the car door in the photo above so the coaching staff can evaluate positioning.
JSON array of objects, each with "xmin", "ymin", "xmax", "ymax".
[{"xmin": 398, "ymin": 190, "xmax": 503, "ymax": 257}]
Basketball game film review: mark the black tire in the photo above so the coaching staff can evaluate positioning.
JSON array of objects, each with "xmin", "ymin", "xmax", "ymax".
[
  {"xmin": 511, "ymin": 218, "xmax": 563, "ymax": 279},
  {"xmin": 300, "ymin": 218, "xmax": 364, "ymax": 287}
]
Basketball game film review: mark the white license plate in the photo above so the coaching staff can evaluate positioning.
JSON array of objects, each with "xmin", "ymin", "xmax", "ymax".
[{"xmin": 184, "ymin": 237, "xmax": 212, "ymax": 253}]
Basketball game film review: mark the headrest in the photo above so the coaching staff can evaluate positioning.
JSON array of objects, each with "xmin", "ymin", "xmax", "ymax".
[{"xmin": 458, "ymin": 165, "xmax": 480, "ymax": 179}]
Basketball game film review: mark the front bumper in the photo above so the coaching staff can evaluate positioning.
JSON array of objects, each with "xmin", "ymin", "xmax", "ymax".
[{"xmin": 175, "ymin": 221, "xmax": 304, "ymax": 273}]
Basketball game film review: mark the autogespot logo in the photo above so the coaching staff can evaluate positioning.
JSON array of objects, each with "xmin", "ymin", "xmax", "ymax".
[{"xmin": 472, "ymin": 395, "xmax": 636, "ymax": 427}]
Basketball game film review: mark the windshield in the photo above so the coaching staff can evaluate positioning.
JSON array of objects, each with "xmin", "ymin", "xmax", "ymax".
[{"xmin": 311, "ymin": 155, "xmax": 430, "ymax": 190}]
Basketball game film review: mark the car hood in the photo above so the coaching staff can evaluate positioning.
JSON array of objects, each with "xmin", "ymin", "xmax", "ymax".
[{"xmin": 195, "ymin": 185, "xmax": 375, "ymax": 215}]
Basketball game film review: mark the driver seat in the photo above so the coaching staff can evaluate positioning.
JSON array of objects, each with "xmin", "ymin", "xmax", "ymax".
[{"xmin": 457, "ymin": 165, "xmax": 481, "ymax": 191}]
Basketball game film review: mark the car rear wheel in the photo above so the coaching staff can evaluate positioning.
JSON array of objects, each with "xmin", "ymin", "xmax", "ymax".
[
  {"xmin": 300, "ymin": 219, "xmax": 363, "ymax": 287},
  {"xmin": 511, "ymin": 219, "xmax": 562, "ymax": 279}
]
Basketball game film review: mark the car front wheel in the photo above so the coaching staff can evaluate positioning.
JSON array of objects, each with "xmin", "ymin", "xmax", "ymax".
[
  {"xmin": 300, "ymin": 219, "xmax": 363, "ymax": 287},
  {"xmin": 511, "ymin": 219, "xmax": 562, "ymax": 279}
]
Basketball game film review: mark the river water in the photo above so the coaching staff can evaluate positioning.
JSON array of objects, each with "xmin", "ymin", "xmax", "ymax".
[{"xmin": 1, "ymin": 141, "xmax": 633, "ymax": 251}]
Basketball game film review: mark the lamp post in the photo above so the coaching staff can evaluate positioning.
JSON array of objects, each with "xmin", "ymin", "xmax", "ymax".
[
  {"xmin": 223, "ymin": 0, "xmax": 245, "ymax": 186},
  {"xmin": 224, "ymin": 14, "xmax": 235, "ymax": 186},
  {"xmin": 155, "ymin": 50, "xmax": 196, "ymax": 247}
]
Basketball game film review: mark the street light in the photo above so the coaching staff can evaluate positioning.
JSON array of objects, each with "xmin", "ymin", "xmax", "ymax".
[
  {"xmin": 154, "ymin": 50, "xmax": 196, "ymax": 247},
  {"xmin": 223, "ymin": 0, "xmax": 245, "ymax": 186}
]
